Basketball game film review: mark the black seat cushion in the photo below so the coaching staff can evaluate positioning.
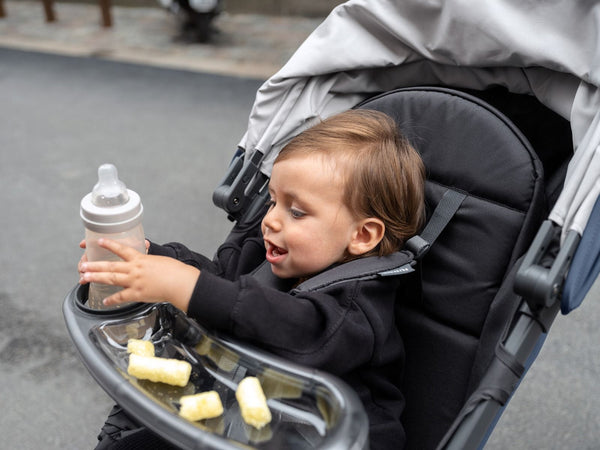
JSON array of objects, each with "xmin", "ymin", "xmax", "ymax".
[{"xmin": 358, "ymin": 87, "xmax": 549, "ymax": 450}]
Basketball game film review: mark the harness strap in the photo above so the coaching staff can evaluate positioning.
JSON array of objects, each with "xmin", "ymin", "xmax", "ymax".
[
  {"xmin": 406, "ymin": 188, "xmax": 467, "ymax": 259},
  {"xmin": 293, "ymin": 251, "xmax": 414, "ymax": 293},
  {"xmin": 251, "ymin": 252, "xmax": 415, "ymax": 293}
]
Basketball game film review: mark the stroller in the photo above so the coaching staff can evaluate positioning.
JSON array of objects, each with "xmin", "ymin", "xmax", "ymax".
[{"xmin": 64, "ymin": 1, "xmax": 600, "ymax": 449}]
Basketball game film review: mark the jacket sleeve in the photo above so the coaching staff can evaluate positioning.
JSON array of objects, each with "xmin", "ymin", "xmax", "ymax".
[
  {"xmin": 148, "ymin": 241, "xmax": 218, "ymax": 272},
  {"xmin": 148, "ymin": 211, "xmax": 266, "ymax": 280},
  {"xmin": 187, "ymin": 271, "xmax": 400, "ymax": 375}
]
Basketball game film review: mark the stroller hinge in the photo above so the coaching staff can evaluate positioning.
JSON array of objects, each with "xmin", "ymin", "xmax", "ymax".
[
  {"xmin": 514, "ymin": 220, "xmax": 580, "ymax": 312},
  {"xmin": 213, "ymin": 148, "xmax": 266, "ymax": 222}
]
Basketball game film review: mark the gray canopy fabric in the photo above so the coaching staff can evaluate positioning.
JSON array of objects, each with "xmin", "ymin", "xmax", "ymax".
[{"xmin": 238, "ymin": 0, "xmax": 600, "ymax": 239}]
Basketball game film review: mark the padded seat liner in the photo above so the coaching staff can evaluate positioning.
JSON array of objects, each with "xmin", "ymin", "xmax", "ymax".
[
  {"xmin": 362, "ymin": 88, "xmax": 542, "ymax": 212},
  {"xmin": 399, "ymin": 307, "xmax": 479, "ymax": 448},
  {"xmin": 422, "ymin": 185, "xmax": 527, "ymax": 336},
  {"xmin": 357, "ymin": 87, "xmax": 547, "ymax": 450}
]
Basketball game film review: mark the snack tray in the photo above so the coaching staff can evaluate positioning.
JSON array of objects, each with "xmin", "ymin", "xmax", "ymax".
[{"xmin": 63, "ymin": 285, "xmax": 369, "ymax": 449}]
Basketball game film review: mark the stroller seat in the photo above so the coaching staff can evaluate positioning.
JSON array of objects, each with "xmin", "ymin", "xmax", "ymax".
[
  {"xmin": 63, "ymin": 86, "xmax": 575, "ymax": 450},
  {"xmin": 356, "ymin": 86, "xmax": 572, "ymax": 449}
]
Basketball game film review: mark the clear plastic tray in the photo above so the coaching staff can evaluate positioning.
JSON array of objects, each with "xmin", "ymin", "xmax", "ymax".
[{"xmin": 64, "ymin": 285, "xmax": 368, "ymax": 449}]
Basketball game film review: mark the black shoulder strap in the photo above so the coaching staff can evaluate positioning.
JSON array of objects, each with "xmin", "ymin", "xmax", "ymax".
[
  {"xmin": 406, "ymin": 189, "xmax": 467, "ymax": 259},
  {"xmin": 293, "ymin": 251, "xmax": 415, "ymax": 293},
  {"xmin": 251, "ymin": 251, "xmax": 414, "ymax": 293}
]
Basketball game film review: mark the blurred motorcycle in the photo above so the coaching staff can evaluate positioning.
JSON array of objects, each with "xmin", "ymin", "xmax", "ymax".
[{"xmin": 158, "ymin": 0, "xmax": 223, "ymax": 42}]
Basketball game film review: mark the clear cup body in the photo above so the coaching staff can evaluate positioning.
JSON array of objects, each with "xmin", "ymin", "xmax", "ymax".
[{"xmin": 85, "ymin": 223, "xmax": 145, "ymax": 310}]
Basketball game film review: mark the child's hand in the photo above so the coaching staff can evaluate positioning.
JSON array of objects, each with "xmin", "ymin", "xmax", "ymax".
[
  {"xmin": 78, "ymin": 240, "xmax": 88, "ymax": 277},
  {"xmin": 78, "ymin": 238, "xmax": 150, "ymax": 253},
  {"xmin": 78, "ymin": 238, "xmax": 149, "ymax": 277},
  {"xmin": 78, "ymin": 238, "xmax": 199, "ymax": 313}
]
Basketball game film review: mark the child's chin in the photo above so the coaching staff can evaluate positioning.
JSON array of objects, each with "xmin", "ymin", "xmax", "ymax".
[
  {"xmin": 270, "ymin": 264, "xmax": 296, "ymax": 280},
  {"xmin": 270, "ymin": 265, "xmax": 286, "ymax": 278}
]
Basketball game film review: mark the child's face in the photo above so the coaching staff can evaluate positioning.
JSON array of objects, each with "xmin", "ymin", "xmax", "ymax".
[{"xmin": 261, "ymin": 154, "xmax": 359, "ymax": 279}]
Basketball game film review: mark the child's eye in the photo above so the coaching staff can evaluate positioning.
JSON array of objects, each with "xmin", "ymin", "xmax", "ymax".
[
  {"xmin": 290, "ymin": 208, "xmax": 306, "ymax": 219},
  {"xmin": 266, "ymin": 199, "xmax": 276, "ymax": 209}
]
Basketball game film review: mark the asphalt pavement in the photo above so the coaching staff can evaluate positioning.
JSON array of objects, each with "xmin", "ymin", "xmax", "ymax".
[{"xmin": 1, "ymin": 2, "xmax": 599, "ymax": 449}]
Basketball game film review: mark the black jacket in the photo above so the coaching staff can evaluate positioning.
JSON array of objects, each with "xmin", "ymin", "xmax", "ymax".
[{"xmin": 150, "ymin": 219, "xmax": 408, "ymax": 449}]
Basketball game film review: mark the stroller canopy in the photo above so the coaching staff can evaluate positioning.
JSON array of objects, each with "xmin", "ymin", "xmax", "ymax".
[{"xmin": 238, "ymin": 0, "xmax": 600, "ymax": 241}]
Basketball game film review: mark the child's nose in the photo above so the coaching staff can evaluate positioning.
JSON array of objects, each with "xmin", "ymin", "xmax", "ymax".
[{"xmin": 262, "ymin": 206, "xmax": 281, "ymax": 232}]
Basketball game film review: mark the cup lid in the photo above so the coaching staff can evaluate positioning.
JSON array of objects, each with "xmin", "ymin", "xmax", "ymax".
[{"xmin": 80, "ymin": 164, "xmax": 143, "ymax": 233}]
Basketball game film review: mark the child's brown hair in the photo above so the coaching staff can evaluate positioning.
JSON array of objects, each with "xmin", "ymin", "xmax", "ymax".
[{"xmin": 275, "ymin": 109, "xmax": 425, "ymax": 256}]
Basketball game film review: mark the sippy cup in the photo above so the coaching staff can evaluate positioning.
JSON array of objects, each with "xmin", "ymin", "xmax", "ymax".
[{"xmin": 80, "ymin": 164, "xmax": 145, "ymax": 310}]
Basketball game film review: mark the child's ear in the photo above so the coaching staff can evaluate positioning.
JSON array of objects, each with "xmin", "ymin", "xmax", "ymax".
[{"xmin": 348, "ymin": 218, "xmax": 385, "ymax": 256}]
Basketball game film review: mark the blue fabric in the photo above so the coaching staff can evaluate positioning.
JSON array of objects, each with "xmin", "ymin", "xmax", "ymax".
[{"xmin": 562, "ymin": 195, "xmax": 600, "ymax": 314}]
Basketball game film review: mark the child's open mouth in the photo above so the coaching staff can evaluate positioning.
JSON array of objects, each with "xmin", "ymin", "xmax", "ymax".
[{"xmin": 265, "ymin": 243, "xmax": 288, "ymax": 264}]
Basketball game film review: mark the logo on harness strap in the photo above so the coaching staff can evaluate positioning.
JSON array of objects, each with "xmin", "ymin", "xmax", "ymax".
[{"xmin": 378, "ymin": 263, "xmax": 415, "ymax": 277}]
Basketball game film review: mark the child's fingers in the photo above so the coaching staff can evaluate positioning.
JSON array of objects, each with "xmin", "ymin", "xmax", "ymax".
[
  {"xmin": 78, "ymin": 252, "xmax": 89, "ymax": 272},
  {"xmin": 97, "ymin": 238, "xmax": 140, "ymax": 260},
  {"xmin": 80, "ymin": 259, "xmax": 129, "ymax": 275},
  {"xmin": 102, "ymin": 291, "xmax": 131, "ymax": 306},
  {"xmin": 80, "ymin": 269, "xmax": 129, "ymax": 287},
  {"xmin": 102, "ymin": 295, "xmax": 118, "ymax": 306},
  {"xmin": 79, "ymin": 239, "xmax": 87, "ymax": 249}
]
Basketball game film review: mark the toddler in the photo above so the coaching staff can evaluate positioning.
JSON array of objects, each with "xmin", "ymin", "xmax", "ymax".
[{"xmin": 80, "ymin": 109, "xmax": 425, "ymax": 449}]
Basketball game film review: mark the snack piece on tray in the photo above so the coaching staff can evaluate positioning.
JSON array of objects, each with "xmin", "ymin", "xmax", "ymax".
[
  {"xmin": 127, "ymin": 338, "xmax": 155, "ymax": 357},
  {"xmin": 179, "ymin": 391, "xmax": 224, "ymax": 421},
  {"xmin": 236, "ymin": 377, "xmax": 272, "ymax": 429},
  {"xmin": 128, "ymin": 354, "xmax": 192, "ymax": 387}
]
